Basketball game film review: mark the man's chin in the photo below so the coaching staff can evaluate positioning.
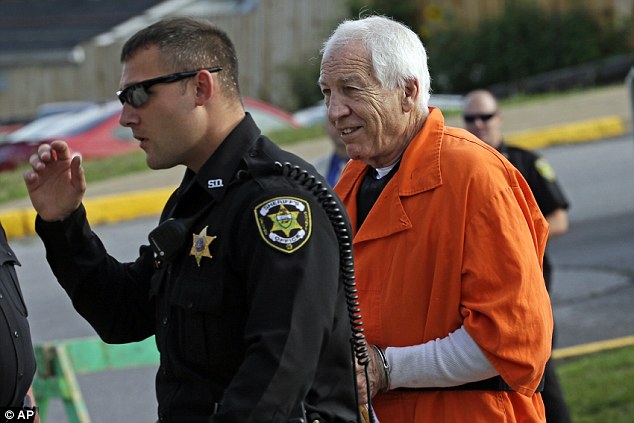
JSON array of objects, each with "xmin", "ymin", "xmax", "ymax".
[{"xmin": 145, "ymin": 157, "xmax": 164, "ymax": 170}]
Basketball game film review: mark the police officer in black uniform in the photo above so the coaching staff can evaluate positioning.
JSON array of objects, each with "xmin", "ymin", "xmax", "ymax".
[
  {"xmin": 463, "ymin": 89, "xmax": 571, "ymax": 423},
  {"xmin": 0, "ymin": 223, "xmax": 38, "ymax": 418},
  {"xmin": 24, "ymin": 17, "xmax": 357, "ymax": 423}
]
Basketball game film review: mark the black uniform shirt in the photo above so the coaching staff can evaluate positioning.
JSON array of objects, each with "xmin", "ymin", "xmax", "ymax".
[
  {"xmin": 0, "ymin": 224, "xmax": 36, "ymax": 407},
  {"xmin": 498, "ymin": 143, "xmax": 569, "ymax": 217},
  {"xmin": 35, "ymin": 114, "xmax": 357, "ymax": 423}
]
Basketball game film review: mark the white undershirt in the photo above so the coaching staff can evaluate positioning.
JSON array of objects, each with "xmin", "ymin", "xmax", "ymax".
[
  {"xmin": 375, "ymin": 162, "xmax": 398, "ymax": 179},
  {"xmin": 385, "ymin": 325, "xmax": 499, "ymax": 389}
]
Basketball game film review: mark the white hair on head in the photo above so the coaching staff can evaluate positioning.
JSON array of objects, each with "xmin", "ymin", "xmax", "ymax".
[{"xmin": 321, "ymin": 15, "xmax": 431, "ymax": 109}]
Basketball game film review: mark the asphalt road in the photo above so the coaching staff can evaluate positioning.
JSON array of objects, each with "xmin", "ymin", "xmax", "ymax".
[
  {"xmin": 9, "ymin": 134, "xmax": 634, "ymax": 422},
  {"xmin": 542, "ymin": 135, "xmax": 634, "ymax": 348}
]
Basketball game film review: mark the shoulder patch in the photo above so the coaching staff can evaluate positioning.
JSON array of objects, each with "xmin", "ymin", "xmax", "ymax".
[
  {"xmin": 254, "ymin": 197, "xmax": 312, "ymax": 253},
  {"xmin": 535, "ymin": 157, "xmax": 557, "ymax": 182}
]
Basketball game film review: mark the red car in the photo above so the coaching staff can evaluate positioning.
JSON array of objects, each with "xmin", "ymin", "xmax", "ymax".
[{"xmin": 0, "ymin": 101, "xmax": 136, "ymax": 171}]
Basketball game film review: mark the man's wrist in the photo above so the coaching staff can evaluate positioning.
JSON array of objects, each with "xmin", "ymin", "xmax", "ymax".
[{"xmin": 371, "ymin": 344, "xmax": 390, "ymax": 392}]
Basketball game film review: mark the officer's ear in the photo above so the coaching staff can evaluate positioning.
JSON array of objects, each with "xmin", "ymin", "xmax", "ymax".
[{"xmin": 193, "ymin": 70, "xmax": 215, "ymax": 105}]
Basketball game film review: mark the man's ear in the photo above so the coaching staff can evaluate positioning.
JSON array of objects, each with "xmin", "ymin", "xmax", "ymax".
[
  {"xmin": 402, "ymin": 78, "xmax": 419, "ymax": 113},
  {"xmin": 194, "ymin": 70, "xmax": 214, "ymax": 105}
]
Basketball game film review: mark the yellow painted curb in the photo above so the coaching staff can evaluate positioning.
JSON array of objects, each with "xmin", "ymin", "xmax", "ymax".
[
  {"xmin": 0, "ymin": 208, "xmax": 37, "ymax": 239},
  {"xmin": 506, "ymin": 115, "xmax": 626, "ymax": 150},
  {"xmin": 552, "ymin": 335, "xmax": 634, "ymax": 360},
  {"xmin": 0, "ymin": 187, "xmax": 174, "ymax": 240},
  {"xmin": 83, "ymin": 187, "xmax": 173, "ymax": 226}
]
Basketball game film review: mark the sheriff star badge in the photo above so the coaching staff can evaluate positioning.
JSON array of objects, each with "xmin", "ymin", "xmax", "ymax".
[{"xmin": 190, "ymin": 225, "xmax": 216, "ymax": 267}]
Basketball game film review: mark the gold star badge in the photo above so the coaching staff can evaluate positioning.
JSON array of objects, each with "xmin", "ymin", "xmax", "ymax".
[{"xmin": 189, "ymin": 226, "xmax": 216, "ymax": 267}]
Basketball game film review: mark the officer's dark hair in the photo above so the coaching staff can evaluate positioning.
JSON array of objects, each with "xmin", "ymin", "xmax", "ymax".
[{"xmin": 120, "ymin": 17, "xmax": 241, "ymax": 101}]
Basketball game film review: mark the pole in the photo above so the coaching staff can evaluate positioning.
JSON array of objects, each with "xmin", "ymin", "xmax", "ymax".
[{"xmin": 626, "ymin": 66, "xmax": 634, "ymax": 141}]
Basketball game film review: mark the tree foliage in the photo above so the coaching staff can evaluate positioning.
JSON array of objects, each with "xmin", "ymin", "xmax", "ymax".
[
  {"xmin": 347, "ymin": 0, "xmax": 421, "ymax": 32},
  {"xmin": 428, "ymin": 3, "xmax": 632, "ymax": 93},
  {"xmin": 345, "ymin": 1, "xmax": 632, "ymax": 94}
]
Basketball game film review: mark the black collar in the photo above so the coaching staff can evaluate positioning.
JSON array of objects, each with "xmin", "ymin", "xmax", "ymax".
[{"xmin": 179, "ymin": 112, "xmax": 261, "ymax": 203}]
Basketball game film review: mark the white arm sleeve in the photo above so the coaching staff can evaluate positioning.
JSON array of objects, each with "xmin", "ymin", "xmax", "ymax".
[{"xmin": 385, "ymin": 325, "xmax": 499, "ymax": 389}]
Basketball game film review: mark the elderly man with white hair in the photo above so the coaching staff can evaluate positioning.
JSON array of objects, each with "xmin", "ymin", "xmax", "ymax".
[{"xmin": 319, "ymin": 15, "xmax": 553, "ymax": 423}]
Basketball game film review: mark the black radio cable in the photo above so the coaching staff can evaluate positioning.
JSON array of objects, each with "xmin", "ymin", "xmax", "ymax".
[{"xmin": 274, "ymin": 162, "xmax": 377, "ymax": 423}]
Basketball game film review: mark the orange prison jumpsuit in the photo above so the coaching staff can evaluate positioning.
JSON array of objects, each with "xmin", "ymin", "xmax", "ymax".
[{"xmin": 335, "ymin": 108, "xmax": 553, "ymax": 422}]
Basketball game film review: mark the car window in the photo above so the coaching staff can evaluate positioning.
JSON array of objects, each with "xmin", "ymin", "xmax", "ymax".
[{"xmin": 7, "ymin": 102, "xmax": 120, "ymax": 142}]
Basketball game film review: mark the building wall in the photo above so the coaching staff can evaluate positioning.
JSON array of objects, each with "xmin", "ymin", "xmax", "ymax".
[
  {"xmin": 0, "ymin": 0, "xmax": 347, "ymax": 121},
  {"xmin": 203, "ymin": 0, "xmax": 345, "ymax": 109}
]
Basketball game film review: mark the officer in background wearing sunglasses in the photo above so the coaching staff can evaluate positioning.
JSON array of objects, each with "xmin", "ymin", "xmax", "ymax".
[
  {"xmin": 463, "ymin": 89, "xmax": 571, "ymax": 423},
  {"xmin": 23, "ymin": 17, "xmax": 357, "ymax": 423}
]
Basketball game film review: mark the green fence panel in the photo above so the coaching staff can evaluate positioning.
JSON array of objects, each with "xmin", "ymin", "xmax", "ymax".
[{"xmin": 32, "ymin": 336, "xmax": 160, "ymax": 423}]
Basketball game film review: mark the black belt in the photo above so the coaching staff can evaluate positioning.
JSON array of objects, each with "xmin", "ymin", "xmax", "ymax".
[{"xmin": 395, "ymin": 375, "xmax": 545, "ymax": 392}]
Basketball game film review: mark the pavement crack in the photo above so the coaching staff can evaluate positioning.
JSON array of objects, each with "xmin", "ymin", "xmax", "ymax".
[{"xmin": 550, "ymin": 264, "xmax": 634, "ymax": 307}]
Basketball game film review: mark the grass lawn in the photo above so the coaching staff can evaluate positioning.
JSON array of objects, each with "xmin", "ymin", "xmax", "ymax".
[
  {"xmin": 558, "ymin": 345, "xmax": 634, "ymax": 423},
  {"xmin": 0, "ymin": 150, "xmax": 150, "ymax": 205}
]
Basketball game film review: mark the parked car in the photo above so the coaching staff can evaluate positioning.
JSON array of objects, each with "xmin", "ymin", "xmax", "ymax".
[
  {"xmin": 0, "ymin": 97, "xmax": 300, "ymax": 172},
  {"xmin": 244, "ymin": 97, "xmax": 301, "ymax": 133},
  {"xmin": 0, "ymin": 101, "xmax": 136, "ymax": 172},
  {"xmin": 34, "ymin": 101, "xmax": 97, "ymax": 119},
  {"xmin": 0, "ymin": 101, "xmax": 98, "ymax": 143},
  {"xmin": 292, "ymin": 101, "xmax": 326, "ymax": 127},
  {"xmin": 0, "ymin": 122, "xmax": 25, "ymax": 142}
]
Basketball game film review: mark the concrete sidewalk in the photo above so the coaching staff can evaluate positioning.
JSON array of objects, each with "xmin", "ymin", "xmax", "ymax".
[{"xmin": 1, "ymin": 83, "xmax": 632, "ymax": 239}]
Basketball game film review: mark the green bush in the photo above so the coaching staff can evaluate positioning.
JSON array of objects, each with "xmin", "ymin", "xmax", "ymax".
[
  {"xmin": 426, "ymin": 3, "xmax": 632, "ymax": 93},
  {"xmin": 347, "ymin": 0, "xmax": 419, "ymax": 31},
  {"xmin": 284, "ymin": 57, "xmax": 323, "ymax": 111}
]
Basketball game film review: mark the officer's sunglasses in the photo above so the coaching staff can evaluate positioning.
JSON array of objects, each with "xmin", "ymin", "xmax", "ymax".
[
  {"xmin": 463, "ymin": 112, "xmax": 497, "ymax": 123},
  {"xmin": 116, "ymin": 66, "xmax": 223, "ymax": 108}
]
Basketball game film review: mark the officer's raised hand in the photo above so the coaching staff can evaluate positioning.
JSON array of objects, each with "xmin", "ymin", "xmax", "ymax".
[{"xmin": 23, "ymin": 140, "xmax": 86, "ymax": 222}]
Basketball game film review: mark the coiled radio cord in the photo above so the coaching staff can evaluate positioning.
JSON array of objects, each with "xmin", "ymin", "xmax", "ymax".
[{"xmin": 274, "ymin": 162, "xmax": 377, "ymax": 423}]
